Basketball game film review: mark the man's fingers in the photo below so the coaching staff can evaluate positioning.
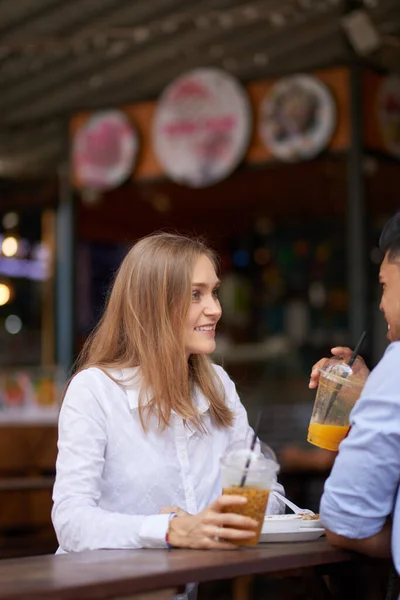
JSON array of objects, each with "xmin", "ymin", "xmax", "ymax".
[
  {"xmin": 309, "ymin": 346, "xmax": 369, "ymax": 391},
  {"xmin": 309, "ymin": 358, "xmax": 327, "ymax": 389},
  {"xmin": 310, "ymin": 358, "xmax": 328, "ymax": 374},
  {"xmin": 330, "ymin": 348, "xmax": 368, "ymax": 373},
  {"xmin": 330, "ymin": 347, "xmax": 354, "ymax": 359}
]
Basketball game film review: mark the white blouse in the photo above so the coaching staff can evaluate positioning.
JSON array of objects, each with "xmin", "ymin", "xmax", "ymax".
[{"xmin": 52, "ymin": 364, "xmax": 284, "ymax": 552}]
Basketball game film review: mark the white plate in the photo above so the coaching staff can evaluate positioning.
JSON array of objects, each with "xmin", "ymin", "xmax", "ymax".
[
  {"xmin": 263, "ymin": 514, "xmax": 302, "ymax": 533},
  {"xmin": 259, "ymin": 528, "xmax": 325, "ymax": 543}
]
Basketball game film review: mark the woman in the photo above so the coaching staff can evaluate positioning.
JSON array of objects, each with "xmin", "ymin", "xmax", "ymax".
[{"xmin": 52, "ymin": 232, "xmax": 284, "ymax": 553}]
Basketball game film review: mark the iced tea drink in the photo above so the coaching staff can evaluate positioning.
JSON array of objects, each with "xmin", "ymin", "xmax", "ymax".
[{"xmin": 220, "ymin": 449, "xmax": 278, "ymax": 546}]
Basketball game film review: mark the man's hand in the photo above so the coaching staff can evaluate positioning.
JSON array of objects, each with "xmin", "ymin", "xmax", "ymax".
[{"xmin": 309, "ymin": 347, "xmax": 370, "ymax": 389}]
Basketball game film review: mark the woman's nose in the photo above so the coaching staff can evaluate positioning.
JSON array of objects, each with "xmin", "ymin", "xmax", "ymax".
[{"xmin": 204, "ymin": 296, "xmax": 221, "ymax": 316}]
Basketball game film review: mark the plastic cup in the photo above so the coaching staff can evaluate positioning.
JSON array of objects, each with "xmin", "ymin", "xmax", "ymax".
[
  {"xmin": 307, "ymin": 358, "xmax": 365, "ymax": 451},
  {"xmin": 220, "ymin": 449, "xmax": 278, "ymax": 546}
]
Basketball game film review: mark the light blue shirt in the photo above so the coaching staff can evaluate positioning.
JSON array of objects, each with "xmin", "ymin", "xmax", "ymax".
[{"xmin": 320, "ymin": 341, "xmax": 400, "ymax": 575}]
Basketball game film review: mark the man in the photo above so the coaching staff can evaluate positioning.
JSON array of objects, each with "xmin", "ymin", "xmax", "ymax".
[{"xmin": 309, "ymin": 210, "xmax": 400, "ymax": 576}]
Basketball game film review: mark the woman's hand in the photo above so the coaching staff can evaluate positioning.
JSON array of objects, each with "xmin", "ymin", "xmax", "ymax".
[
  {"xmin": 167, "ymin": 495, "xmax": 258, "ymax": 549},
  {"xmin": 309, "ymin": 347, "xmax": 370, "ymax": 389},
  {"xmin": 159, "ymin": 506, "xmax": 190, "ymax": 517}
]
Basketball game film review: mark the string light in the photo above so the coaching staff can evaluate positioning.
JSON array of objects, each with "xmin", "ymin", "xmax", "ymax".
[
  {"xmin": 219, "ymin": 13, "xmax": 234, "ymax": 28},
  {"xmin": 5, "ymin": 315, "xmax": 22, "ymax": 335},
  {"xmin": 242, "ymin": 6, "xmax": 258, "ymax": 20},
  {"xmin": 0, "ymin": 283, "xmax": 11, "ymax": 306},
  {"xmin": 2, "ymin": 236, "xmax": 18, "ymax": 258},
  {"xmin": 162, "ymin": 20, "xmax": 178, "ymax": 33},
  {"xmin": 107, "ymin": 41, "xmax": 129, "ymax": 57},
  {"xmin": 269, "ymin": 12, "xmax": 286, "ymax": 27},
  {"xmin": 2, "ymin": 212, "xmax": 19, "ymax": 229},
  {"xmin": 133, "ymin": 27, "xmax": 149, "ymax": 42},
  {"xmin": 0, "ymin": 0, "xmax": 366, "ymax": 59}
]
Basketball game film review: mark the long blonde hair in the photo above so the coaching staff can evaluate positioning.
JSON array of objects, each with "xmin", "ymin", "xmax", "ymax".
[{"xmin": 74, "ymin": 232, "xmax": 233, "ymax": 431}]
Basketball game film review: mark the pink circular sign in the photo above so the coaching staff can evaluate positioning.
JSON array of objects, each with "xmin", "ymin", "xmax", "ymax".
[
  {"xmin": 153, "ymin": 68, "xmax": 251, "ymax": 187},
  {"xmin": 73, "ymin": 110, "xmax": 138, "ymax": 190}
]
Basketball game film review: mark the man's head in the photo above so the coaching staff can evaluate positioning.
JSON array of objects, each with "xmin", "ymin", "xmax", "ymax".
[{"xmin": 379, "ymin": 211, "xmax": 400, "ymax": 342}]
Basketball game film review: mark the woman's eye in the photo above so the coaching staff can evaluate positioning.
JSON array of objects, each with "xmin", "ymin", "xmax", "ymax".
[
  {"xmin": 212, "ymin": 288, "xmax": 219, "ymax": 298},
  {"xmin": 192, "ymin": 290, "xmax": 200, "ymax": 301}
]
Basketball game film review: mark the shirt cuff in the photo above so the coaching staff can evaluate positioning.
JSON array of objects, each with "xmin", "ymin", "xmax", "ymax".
[
  {"xmin": 320, "ymin": 495, "xmax": 385, "ymax": 539},
  {"xmin": 138, "ymin": 514, "xmax": 171, "ymax": 548}
]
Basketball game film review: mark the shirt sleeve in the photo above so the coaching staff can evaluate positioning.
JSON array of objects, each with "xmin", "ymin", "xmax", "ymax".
[
  {"xmin": 320, "ymin": 342, "xmax": 400, "ymax": 539},
  {"xmin": 216, "ymin": 365, "xmax": 286, "ymax": 515},
  {"xmin": 52, "ymin": 372, "xmax": 170, "ymax": 552}
]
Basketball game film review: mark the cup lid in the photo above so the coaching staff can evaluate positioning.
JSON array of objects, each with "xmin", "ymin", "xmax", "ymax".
[
  {"xmin": 221, "ymin": 448, "xmax": 278, "ymax": 474},
  {"xmin": 319, "ymin": 360, "xmax": 364, "ymax": 388}
]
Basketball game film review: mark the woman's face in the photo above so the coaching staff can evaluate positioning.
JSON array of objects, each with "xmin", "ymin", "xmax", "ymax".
[{"xmin": 184, "ymin": 254, "xmax": 222, "ymax": 359}]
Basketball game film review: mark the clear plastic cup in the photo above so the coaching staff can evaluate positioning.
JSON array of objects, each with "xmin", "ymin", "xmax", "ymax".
[
  {"xmin": 307, "ymin": 358, "xmax": 366, "ymax": 451},
  {"xmin": 220, "ymin": 448, "xmax": 278, "ymax": 546}
]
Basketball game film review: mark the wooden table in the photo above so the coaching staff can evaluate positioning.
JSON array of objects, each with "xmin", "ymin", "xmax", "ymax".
[{"xmin": 0, "ymin": 537, "xmax": 386, "ymax": 600}]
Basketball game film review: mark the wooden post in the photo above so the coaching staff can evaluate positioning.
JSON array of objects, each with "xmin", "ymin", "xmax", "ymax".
[
  {"xmin": 55, "ymin": 163, "xmax": 76, "ymax": 375},
  {"xmin": 344, "ymin": 1, "xmax": 368, "ymax": 347}
]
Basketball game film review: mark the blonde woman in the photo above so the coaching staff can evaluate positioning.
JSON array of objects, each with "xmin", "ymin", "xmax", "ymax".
[{"xmin": 52, "ymin": 232, "xmax": 284, "ymax": 554}]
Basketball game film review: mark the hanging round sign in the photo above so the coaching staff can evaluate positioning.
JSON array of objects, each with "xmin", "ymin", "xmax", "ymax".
[
  {"xmin": 153, "ymin": 68, "xmax": 251, "ymax": 187},
  {"xmin": 72, "ymin": 110, "xmax": 138, "ymax": 190},
  {"xmin": 259, "ymin": 74, "xmax": 336, "ymax": 162},
  {"xmin": 377, "ymin": 75, "xmax": 400, "ymax": 159}
]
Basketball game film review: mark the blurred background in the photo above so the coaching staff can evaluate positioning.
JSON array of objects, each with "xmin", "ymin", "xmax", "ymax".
[{"xmin": 0, "ymin": 0, "xmax": 399, "ymax": 558}]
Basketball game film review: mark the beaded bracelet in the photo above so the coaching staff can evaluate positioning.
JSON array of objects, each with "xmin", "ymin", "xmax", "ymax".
[{"xmin": 165, "ymin": 512, "xmax": 178, "ymax": 549}]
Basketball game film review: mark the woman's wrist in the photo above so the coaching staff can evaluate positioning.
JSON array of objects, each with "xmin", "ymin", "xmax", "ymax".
[
  {"xmin": 168, "ymin": 513, "xmax": 192, "ymax": 548},
  {"xmin": 165, "ymin": 512, "xmax": 179, "ymax": 549}
]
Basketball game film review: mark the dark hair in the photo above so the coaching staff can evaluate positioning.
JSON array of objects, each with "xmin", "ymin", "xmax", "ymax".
[{"xmin": 379, "ymin": 211, "xmax": 400, "ymax": 262}]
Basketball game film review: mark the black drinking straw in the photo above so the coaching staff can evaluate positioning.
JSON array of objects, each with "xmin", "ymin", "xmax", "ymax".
[
  {"xmin": 324, "ymin": 330, "xmax": 367, "ymax": 421},
  {"xmin": 239, "ymin": 410, "xmax": 263, "ymax": 487}
]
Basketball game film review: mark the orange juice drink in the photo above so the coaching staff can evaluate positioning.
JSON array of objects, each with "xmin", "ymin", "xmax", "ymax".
[
  {"xmin": 307, "ymin": 423, "xmax": 350, "ymax": 452},
  {"xmin": 307, "ymin": 359, "xmax": 365, "ymax": 451}
]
